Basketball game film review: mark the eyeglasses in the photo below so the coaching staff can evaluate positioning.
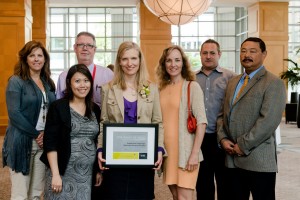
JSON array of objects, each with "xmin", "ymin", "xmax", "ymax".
[{"xmin": 76, "ymin": 43, "xmax": 96, "ymax": 49}]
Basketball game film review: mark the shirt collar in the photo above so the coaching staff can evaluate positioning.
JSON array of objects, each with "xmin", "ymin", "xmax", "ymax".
[
  {"xmin": 199, "ymin": 65, "xmax": 222, "ymax": 74},
  {"xmin": 242, "ymin": 65, "xmax": 264, "ymax": 79},
  {"xmin": 87, "ymin": 63, "xmax": 95, "ymax": 71}
]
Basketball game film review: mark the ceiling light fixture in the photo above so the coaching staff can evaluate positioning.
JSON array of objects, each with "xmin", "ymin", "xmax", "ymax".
[{"xmin": 143, "ymin": 0, "xmax": 213, "ymax": 25}]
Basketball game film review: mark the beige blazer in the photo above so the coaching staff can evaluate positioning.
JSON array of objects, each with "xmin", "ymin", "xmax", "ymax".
[
  {"xmin": 98, "ymin": 82, "xmax": 165, "ymax": 151},
  {"xmin": 218, "ymin": 67, "xmax": 286, "ymax": 172},
  {"xmin": 177, "ymin": 80, "xmax": 207, "ymax": 168}
]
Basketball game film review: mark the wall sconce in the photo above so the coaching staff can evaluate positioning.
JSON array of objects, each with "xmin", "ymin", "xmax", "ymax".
[{"xmin": 143, "ymin": 0, "xmax": 212, "ymax": 25}]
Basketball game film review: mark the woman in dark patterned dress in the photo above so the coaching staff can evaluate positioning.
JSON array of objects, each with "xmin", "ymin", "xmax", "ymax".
[{"xmin": 40, "ymin": 64, "xmax": 100, "ymax": 200}]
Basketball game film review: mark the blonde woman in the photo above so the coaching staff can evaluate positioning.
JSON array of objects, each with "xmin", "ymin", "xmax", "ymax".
[{"xmin": 97, "ymin": 41, "xmax": 165, "ymax": 200}]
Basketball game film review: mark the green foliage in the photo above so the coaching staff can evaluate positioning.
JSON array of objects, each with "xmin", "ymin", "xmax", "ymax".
[{"xmin": 280, "ymin": 50, "xmax": 300, "ymax": 90}]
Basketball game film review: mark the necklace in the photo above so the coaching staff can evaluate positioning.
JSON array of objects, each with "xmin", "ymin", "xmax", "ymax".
[
  {"xmin": 126, "ymin": 83, "xmax": 137, "ymax": 96},
  {"xmin": 41, "ymin": 92, "xmax": 48, "ymax": 122},
  {"xmin": 129, "ymin": 86, "xmax": 137, "ymax": 96},
  {"xmin": 169, "ymin": 78, "xmax": 182, "ymax": 85}
]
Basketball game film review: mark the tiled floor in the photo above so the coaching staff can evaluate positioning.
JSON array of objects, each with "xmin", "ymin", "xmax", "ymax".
[
  {"xmin": 0, "ymin": 120, "xmax": 299, "ymax": 200},
  {"xmin": 275, "ymin": 121, "xmax": 300, "ymax": 200}
]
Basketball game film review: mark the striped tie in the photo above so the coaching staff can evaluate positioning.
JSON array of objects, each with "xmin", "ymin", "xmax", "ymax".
[{"xmin": 235, "ymin": 75, "xmax": 249, "ymax": 101}]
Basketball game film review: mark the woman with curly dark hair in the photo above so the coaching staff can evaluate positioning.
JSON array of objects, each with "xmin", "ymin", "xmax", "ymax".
[{"xmin": 156, "ymin": 45, "xmax": 207, "ymax": 200}]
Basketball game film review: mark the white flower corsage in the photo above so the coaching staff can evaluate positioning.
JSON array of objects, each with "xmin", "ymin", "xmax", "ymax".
[{"xmin": 139, "ymin": 84, "xmax": 150, "ymax": 99}]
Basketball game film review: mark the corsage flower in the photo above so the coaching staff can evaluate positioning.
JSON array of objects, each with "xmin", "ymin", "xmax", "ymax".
[{"xmin": 139, "ymin": 83, "xmax": 150, "ymax": 99}]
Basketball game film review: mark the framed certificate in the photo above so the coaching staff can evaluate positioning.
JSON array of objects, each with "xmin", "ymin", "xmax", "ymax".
[{"xmin": 103, "ymin": 123, "xmax": 158, "ymax": 168}]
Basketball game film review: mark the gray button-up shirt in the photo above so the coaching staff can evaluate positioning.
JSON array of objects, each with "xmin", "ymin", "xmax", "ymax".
[{"xmin": 196, "ymin": 66, "xmax": 236, "ymax": 134}]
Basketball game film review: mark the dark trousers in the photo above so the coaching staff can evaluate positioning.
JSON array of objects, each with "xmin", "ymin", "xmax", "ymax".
[
  {"xmin": 196, "ymin": 133, "xmax": 228, "ymax": 200},
  {"xmin": 226, "ymin": 168, "xmax": 276, "ymax": 200},
  {"xmin": 100, "ymin": 168, "xmax": 154, "ymax": 200}
]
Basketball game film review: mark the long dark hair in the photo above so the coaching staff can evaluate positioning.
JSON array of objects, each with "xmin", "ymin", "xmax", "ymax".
[
  {"xmin": 64, "ymin": 64, "xmax": 94, "ymax": 119},
  {"xmin": 14, "ymin": 40, "xmax": 55, "ymax": 90}
]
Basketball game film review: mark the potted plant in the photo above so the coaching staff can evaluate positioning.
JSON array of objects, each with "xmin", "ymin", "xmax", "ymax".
[{"xmin": 280, "ymin": 48, "xmax": 300, "ymax": 103}]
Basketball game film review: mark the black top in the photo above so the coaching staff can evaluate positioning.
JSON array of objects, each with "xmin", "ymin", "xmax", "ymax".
[{"xmin": 40, "ymin": 98, "xmax": 100, "ymax": 175}]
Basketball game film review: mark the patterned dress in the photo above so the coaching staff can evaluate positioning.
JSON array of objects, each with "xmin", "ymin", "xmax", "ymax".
[{"xmin": 44, "ymin": 108, "xmax": 99, "ymax": 200}]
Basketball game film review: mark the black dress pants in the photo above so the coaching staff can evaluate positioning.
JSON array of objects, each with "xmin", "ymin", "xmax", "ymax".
[
  {"xmin": 226, "ymin": 168, "xmax": 276, "ymax": 200},
  {"xmin": 196, "ymin": 133, "xmax": 228, "ymax": 200},
  {"xmin": 100, "ymin": 168, "xmax": 154, "ymax": 200}
]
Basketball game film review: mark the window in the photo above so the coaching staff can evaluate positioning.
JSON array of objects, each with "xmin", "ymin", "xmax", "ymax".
[
  {"xmin": 49, "ymin": 4, "xmax": 298, "ymax": 78},
  {"xmin": 288, "ymin": 1, "xmax": 300, "ymax": 56},
  {"xmin": 171, "ymin": 7, "xmax": 248, "ymax": 73},
  {"xmin": 288, "ymin": 0, "xmax": 300, "ymax": 94},
  {"xmin": 49, "ymin": 7, "xmax": 138, "ymax": 84}
]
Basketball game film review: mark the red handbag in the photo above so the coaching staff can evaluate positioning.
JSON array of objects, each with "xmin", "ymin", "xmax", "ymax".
[{"xmin": 187, "ymin": 81, "xmax": 197, "ymax": 134}]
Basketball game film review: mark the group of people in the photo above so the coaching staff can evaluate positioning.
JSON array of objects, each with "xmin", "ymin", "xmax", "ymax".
[{"xmin": 2, "ymin": 30, "xmax": 286, "ymax": 200}]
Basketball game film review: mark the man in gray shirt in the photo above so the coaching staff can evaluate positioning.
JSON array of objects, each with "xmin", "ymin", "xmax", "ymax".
[{"xmin": 196, "ymin": 39, "xmax": 235, "ymax": 200}]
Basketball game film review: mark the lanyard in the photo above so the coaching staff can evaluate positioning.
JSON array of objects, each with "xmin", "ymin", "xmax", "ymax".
[{"xmin": 92, "ymin": 64, "xmax": 96, "ymax": 80}]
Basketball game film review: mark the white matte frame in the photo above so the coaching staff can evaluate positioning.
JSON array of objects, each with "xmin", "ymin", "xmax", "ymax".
[{"xmin": 103, "ymin": 123, "xmax": 158, "ymax": 168}]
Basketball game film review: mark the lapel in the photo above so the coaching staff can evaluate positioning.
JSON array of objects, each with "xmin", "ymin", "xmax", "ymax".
[
  {"xmin": 136, "ymin": 82, "xmax": 152, "ymax": 120},
  {"xmin": 232, "ymin": 68, "xmax": 266, "ymax": 105},
  {"xmin": 112, "ymin": 84, "xmax": 125, "ymax": 119},
  {"xmin": 137, "ymin": 90, "xmax": 143, "ymax": 119},
  {"xmin": 58, "ymin": 99, "xmax": 72, "ymax": 129},
  {"xmin": 229, "ymin": 75, "xmax": 242, "ymax": 105}
]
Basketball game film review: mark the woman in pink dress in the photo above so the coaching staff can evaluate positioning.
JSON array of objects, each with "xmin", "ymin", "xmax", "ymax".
[{"xmin": 156, "ymin": 45, "xmax": 207, "ymax": 200}]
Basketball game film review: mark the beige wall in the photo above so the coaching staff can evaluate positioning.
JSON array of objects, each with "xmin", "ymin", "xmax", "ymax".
[{"xmin": 0, "ymin": 0, "xmax": 33, "ymax": 129}]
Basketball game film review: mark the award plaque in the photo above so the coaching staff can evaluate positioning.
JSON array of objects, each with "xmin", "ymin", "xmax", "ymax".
[{"xmin": 103, "ymin": 123, "xmax": 158, "ymax": 168}]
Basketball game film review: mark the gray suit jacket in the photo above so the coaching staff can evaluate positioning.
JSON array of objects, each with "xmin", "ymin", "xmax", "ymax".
[
  {"xmin": 217, "ymin": 67, "xmax": 286, "ymax": 172},
  {"xmin": 98, "ymin": 82, "xmax": 165, "ymax": 150}
]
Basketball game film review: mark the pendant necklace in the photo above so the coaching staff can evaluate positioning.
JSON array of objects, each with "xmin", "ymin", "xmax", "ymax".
[
  {"xmin": 129, "ymin": 87, "xmax": 137, "ymax": 96},
  {"xmin": 42, "ymin": 92, "xmax": 48, "ymax": 122},
  {"xmin": 126, "ymin": 83, "xmax": 137, "ymax": 96}
]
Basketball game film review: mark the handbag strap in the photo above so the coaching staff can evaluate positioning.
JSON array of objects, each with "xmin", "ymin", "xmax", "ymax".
[{"xmin": 187, "ymin": 81, "xmax": 192, "ymax": 117}]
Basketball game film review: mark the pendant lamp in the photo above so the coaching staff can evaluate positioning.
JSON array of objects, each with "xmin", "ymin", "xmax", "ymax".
[{"xmin": 143, "ymin": 0, "xmax": 213, "ymax": 25}]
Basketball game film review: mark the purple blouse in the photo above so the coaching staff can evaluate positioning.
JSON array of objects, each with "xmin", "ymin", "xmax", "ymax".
[
  {"xmin": 124, "ymin": 98, "xmax": 137, "ymax": 124},
  {"xmin": 123, "ymin": 98, "xmax": 165, "ymax": 155}
]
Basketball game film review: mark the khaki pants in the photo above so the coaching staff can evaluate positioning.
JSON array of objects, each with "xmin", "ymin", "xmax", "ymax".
[{"xmin": 10, "ymin": 140, "xmax": 45, "ymax": 200}]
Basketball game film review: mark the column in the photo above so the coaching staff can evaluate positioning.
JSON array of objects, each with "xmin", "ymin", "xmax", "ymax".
[
  {"xmin": 139, "ymin": 1, "xmax": 172, "ymax": 82},
  {"xmin": 248, "ymin": 2, "xmax": 289, "ymax": 77},
  {"xmin": 0, "ymin": 0, "xmax": 33, "ymax": 131},
  {"xmin": 32, "ymin": 0, "xmax": 48, "ymax": 48}
]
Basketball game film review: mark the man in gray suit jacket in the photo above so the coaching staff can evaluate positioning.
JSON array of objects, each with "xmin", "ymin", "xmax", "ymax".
[{"xmin": 218, "ymin": 37, "xmax": 286, "ymax": 200}]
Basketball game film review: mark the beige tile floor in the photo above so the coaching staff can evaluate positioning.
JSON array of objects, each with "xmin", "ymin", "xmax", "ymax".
[{"xmin": 1, "ymin": 120, "xmax": 299, "ymax": 200}]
